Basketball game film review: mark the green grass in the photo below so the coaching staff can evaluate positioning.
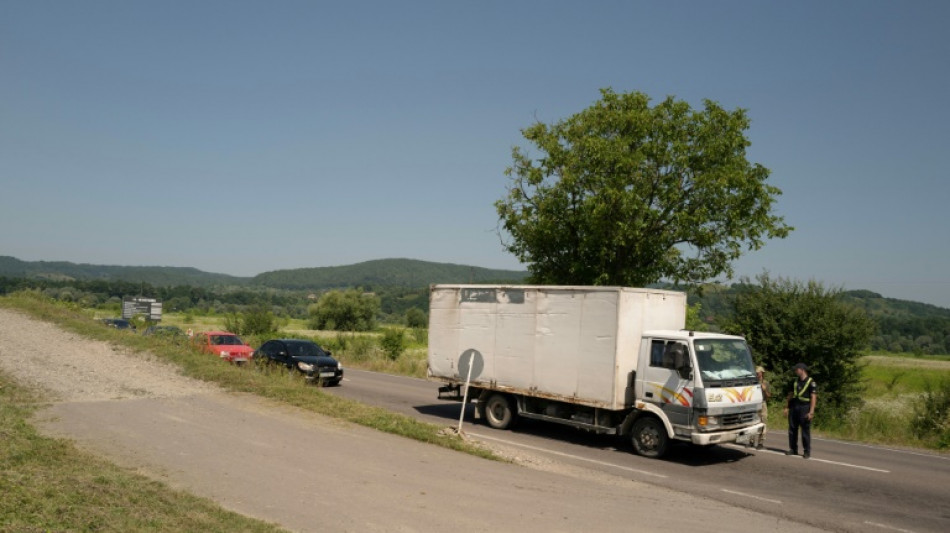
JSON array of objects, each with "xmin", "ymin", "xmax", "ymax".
[
  {"xmin": 0, "ymin": 371, "xmax": 285, "ymax": 533},
  {"xmin": 860, "ymin": 355, "xmax": 950, "ymax": 398}
]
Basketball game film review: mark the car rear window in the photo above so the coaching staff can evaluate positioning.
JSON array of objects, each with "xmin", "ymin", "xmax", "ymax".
[
  {"xmin": 286, "ymin": 341, "xmax": 326, "ymax": 357},
  {"xmin": 212, "ymin": 335, "xmax": 243, "ymax": 346}
]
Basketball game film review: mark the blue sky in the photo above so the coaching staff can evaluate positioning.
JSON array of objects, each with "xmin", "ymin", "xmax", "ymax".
[{"xmin": 2, "ymin": 1, "xmax": 948, "ymax": 308}]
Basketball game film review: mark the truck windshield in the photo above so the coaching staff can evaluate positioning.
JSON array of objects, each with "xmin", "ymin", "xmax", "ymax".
[{"xmin": 693, "ymin": 339, "xmax": 757, "ymax": 386}]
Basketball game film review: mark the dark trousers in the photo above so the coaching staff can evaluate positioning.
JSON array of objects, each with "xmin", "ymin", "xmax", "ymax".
[{"xmin": 788, "ymin": 403, "xmax": 811, "ymax": 454}]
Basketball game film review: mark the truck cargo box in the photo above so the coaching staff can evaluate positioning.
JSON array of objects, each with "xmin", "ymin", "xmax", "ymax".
[{"xmin": 428, "ymin": 285, "xmax": 686, "ymax": 411}]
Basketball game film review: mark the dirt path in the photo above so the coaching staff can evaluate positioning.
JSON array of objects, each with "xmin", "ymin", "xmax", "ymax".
[{"xmin": 0, "ymin": 308, "xmax": 826, "ymax": 532}]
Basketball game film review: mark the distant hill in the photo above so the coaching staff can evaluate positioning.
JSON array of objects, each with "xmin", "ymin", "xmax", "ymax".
[
  {"xmin": 251, "ymin": 258, "xmax": 528, "ymax": 290},
  {"xmin": 839, "ymin": 289, "xmax": 950, "ymax": 320},
  {"xmin": 0, "ymin": 256, "xmax": 527, "ymax": 290},
  {"xmin": 0, "ymin": 256, "xmax": 248, "ymax": 287}
]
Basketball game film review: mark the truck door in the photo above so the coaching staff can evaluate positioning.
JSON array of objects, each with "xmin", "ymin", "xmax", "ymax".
[{"xmin": 639, "ymin": 339, "xmax": 693, "ymax": 428}]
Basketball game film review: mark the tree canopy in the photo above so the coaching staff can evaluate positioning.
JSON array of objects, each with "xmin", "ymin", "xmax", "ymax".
[
  {"xmin": 307, "ymin": 289, "xmax": 380, "ymax": 331},
  {"xmin": 496, "ymin": 88, "xmax": 792, "ymax": 287}
]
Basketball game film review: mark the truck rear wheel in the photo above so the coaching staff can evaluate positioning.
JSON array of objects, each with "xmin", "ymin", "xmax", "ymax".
[
  {"xmin": 483, "ymin": 394, "xmax": 518, "ymax": 430},
  {"xmin": 631, "ymin": 417, "xmax": 668, "ymax": 458}
]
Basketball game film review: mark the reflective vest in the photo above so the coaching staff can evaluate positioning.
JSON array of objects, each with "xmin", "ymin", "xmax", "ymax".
[{"xmin": 793, "ymin": 377, "xmax": 814, "ymax": 403}]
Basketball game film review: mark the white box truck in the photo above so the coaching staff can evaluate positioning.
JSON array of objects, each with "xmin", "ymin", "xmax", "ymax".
[{"xmin": 427, "ymin": 284, "xmax": 764, "ymax": 458}]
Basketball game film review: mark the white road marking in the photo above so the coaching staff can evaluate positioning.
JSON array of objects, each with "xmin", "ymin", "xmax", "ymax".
[
  {"xmin": 470, "ymin": 432, "xmax": 668, "ymax": 478},
  {"xmin": 807, "ymin": 456, "xmax": 890, "ymax": 473},
  {"xmin": 724, "ymin": 445, "xmax": 891, "ymax": 473},
  {"xmin": 864, "ymin": 520, "xmax": 917, "ymax": 533},
  {"xmin": 814, "ymin": 437, "xmax": 950, "ymax": 461},
  {"xmin": 720, "ymin": 489, "xmax": 782, "ymax": 504}
]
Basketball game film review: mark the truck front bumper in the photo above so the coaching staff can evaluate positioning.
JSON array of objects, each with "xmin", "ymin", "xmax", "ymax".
[{"xmin": 691, "ymin": 423, "xmax": 764, "ymax": 446}]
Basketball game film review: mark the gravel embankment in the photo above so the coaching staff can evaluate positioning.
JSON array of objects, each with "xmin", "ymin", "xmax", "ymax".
[{"xmin": 0, "ymin": 308, "xmax": 214, "ymax": 401}]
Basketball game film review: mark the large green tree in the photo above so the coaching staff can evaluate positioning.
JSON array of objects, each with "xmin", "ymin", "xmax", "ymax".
[
  {"xmin": 308, "ymin": 289, "xmax": 380, "ymax": 332},
  {"xmin": 496, "ymin": 88, "xmax": 792, "ymax": 286},
  {"xmin": 722, "ymin": 274, "xmax": 876, "ymax": 425}
]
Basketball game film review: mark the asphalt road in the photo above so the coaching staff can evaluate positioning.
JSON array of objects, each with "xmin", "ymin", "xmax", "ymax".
[{"xmin": 326, "ymin": 368, "xmax": 950, "ymax": 533}]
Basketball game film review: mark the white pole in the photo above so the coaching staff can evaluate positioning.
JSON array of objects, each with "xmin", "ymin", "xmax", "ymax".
[{"xmin": 457, "ymin": 351, "xmax": 476, "ymax": 434}]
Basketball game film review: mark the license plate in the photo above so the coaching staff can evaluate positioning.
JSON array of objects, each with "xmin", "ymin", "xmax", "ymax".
[
  {"xmin": 319, "ymin": 372, "xmax": 335, "ymax": 378},
  {"xmin": 735, "ymin": 432, "xmax": 752, "ymax": 444}
]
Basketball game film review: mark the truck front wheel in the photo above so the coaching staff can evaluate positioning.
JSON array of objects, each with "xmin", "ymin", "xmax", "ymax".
[
  {"xmin": 483, "ymin": 394, "xmax": 518, "ymax": 430},
  {"xmin": 631, "ymin": 417, "xmax": 668, "ymax": 458}
]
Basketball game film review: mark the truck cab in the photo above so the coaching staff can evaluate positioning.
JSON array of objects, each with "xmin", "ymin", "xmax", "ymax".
[{"xmin": 634, "ymin": 331, "xmax": 763, "ymax": 455}]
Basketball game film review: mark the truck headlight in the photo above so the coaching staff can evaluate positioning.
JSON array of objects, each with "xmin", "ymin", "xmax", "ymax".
[
  {"xmin": 698, "ymin": 415, "xmax": 720, "ymax": 430},
  {"xmin": 297, "ymin": 362, "xmax": 314, "ymax": 372}
]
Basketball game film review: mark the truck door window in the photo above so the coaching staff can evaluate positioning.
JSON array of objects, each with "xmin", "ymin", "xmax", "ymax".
[{"xmin": 649, "ymin": 340, "xmax": 681, "ymax": 369}]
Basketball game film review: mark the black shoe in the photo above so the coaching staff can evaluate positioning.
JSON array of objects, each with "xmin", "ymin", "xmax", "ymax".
[
  {"xmin": 803, "ymin": 452, "xmax": 810, "ymax": 459},
  {"xmin": 756, "ymin": 443, "xmax": 764, "ymax": 450},
  {"xmin": 785, "ymin": 450, "xmax": 797, "ymax": 456}
]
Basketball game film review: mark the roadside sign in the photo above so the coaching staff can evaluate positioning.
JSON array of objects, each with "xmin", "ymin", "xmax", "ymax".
[{"xmin": 122, "ymin": 297, "xmax": 163, "ymax": 321}]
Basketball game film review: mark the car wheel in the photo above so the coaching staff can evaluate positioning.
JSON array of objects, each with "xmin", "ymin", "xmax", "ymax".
[
  {"xmin": 483, "ymin": 393, "xmax": 518, "ymax": 430},
  {"xmin": 631, "ymin": 417, "xmax": 669, "ymax": 458}
]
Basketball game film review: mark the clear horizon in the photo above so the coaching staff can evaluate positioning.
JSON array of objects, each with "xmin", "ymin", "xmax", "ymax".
[{"xmin": 2, "ymin": 1, "xmax": 948, "ymax": 307}]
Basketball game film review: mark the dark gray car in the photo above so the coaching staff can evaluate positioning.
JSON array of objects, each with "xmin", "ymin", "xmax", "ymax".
[
  {"xmin": 99, "ymin": 318, "xmax": 136, "ymax": 331},
  {"xmin": 254, "ymin": 339, "xmax": 343, "ymax": 386}
]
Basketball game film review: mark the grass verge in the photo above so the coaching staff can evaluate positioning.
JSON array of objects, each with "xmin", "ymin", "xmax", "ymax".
[{"xmin": 0, "ymin": 371, "xmax": 285, "ymax": 532}]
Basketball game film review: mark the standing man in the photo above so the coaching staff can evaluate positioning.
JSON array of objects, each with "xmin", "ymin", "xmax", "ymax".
[
  {"xmin": 784, "ymin": 363, "xmax": 817, "ymax": 458},
  {"xmin": 752, "ymin": 365, "xmax": 771, "ymax": 450}
]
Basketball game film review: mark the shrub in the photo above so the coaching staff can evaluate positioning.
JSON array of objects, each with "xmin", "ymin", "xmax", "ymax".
[
  {"xmin": 723, "ymin": 274, "xmax": 875, "ymax": 426},
  {"xmin": 308, "ymin": 290, "xmax": 379, "ymax": 331},
  {"xmin": 911, "ymin": 379, "xmax": 950, "ymax": 448},
  {"xmin": 221, "ymin": 305, "xmax": 278, "ymax": 336},
  {"xmin": 405, "ymin": 307, "xmax": 428, "ymax": 329},
  {"xmin": 222, "ymin": 313, "xmax": 242, "ymax": 334},
  {"xmin": 242, "ymin": 305, "xmax": 278, "ymax": 335},
  {"xmin": 380, "ymin": 328, "xmax": 406, "ymax": 361}
]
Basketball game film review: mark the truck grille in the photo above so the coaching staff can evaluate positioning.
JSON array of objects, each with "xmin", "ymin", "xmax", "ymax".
[{"xmin": 721, "ymin": 412, "xmax": 756, "ymax": 427}]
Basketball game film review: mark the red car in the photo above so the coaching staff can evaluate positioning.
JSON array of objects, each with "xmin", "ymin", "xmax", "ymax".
[{"xmin": 192, "ymin": 331, "xmax": 254, "ymax": 363}]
